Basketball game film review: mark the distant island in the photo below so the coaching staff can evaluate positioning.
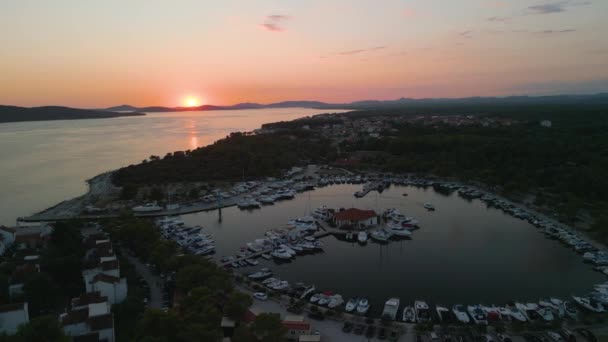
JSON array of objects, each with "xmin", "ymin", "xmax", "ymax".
[
  {"xmin": 0, "ymin": 105, "xmax": 145, "ymax": 123},
  {"xmin": 105, "ymin": 93, "xmax": 608, "ymax": 112}
]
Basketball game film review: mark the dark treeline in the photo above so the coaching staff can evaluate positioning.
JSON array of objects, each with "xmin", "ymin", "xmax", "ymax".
[{"xmin": 112, "ymin": 130, "xmax": 336, "ymax": 186}]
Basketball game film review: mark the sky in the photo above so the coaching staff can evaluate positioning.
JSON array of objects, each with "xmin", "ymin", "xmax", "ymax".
[{"xmin": 1, "ymin": 0, "xmax": 607, "ymax": 108}]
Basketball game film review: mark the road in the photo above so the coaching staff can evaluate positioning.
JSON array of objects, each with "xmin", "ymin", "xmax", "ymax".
[{"xmin": 122, "ymin": 248, "xmax": 165, "ymax": 309}]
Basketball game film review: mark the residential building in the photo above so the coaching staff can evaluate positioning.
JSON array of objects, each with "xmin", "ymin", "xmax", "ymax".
[
  {"xmin": 61, "ymin": 295, "xmax": 115, "ymax": 342},
  {"xmin": 0, "ymin": 303, "xmax": 29, "ymax": 334},
  {"xmin": 282, "ymin": 316, "xmax": 311, "ymax": 341}
]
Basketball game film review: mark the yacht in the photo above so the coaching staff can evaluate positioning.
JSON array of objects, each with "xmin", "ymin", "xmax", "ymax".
[
  {"xmin": 132, "ymin": 202, "xmax": 163, "ymax": 212},
  {"xmin": 415, "ymin": 300, "xmax": 430, "ymax": 322},
  {"xmin": 382, "ymin": 298, "xmax": 401, "ymax": 321},
  {"xmin": 388, "ymin": 226, "xmax": 413, "ymax": 237},
  {"xmin": 309, "ymin": 293, "xmax": 321, "ymax": 303},
  {"xmin": 506, "ymin": 304, "xmax": 528, "ymax": 322},
  {"xmin": 402, "ymin": 306, "xmax": 417, "ymax": 323},
  {"xmin": 345, "ymin": 298, "xmax": 358, "ymax": 313},
  {"xmin": 452, "ymin": 304, "xmax": 470, "ymax": 324},
  {"xmin": 436, "ymin": 305, "xmax": 450, "ymax": 322},
  {"xmin": 328, "ymin": 295, "xmax": 344, "ymax": 308},
  {"xmin": 572, "ymin": 296, "xmax": 605, "ymax": 313},
  {"xmin": 371, "ymin": 229, "xmax": 392, "ymax": 242},
  {"xmin": 356, "ymin": 298, "xmax": 370, "ymax": 315},
  {"xmin": 248, "ymin": 268, "xmax": 272, "ymax": 280},
  {"xmin": 312, "ymin": 206, "xmax": 333, "ymax": 221},
  {"xmin": 467, "ymin": 305, "xmax": 488, "ymax": 325},
  {"xmin": 423, "ymin": 203, "xmax": 435, "ymax": 211},
  {"xmin": 357, "ymin": 231, "xmax": 368, "ymax": 243}
]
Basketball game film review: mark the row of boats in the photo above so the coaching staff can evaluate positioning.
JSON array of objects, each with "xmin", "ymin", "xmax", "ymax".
[{"xmin": 156, "ymin": 217, "xmax": 215, "ymax": 255}]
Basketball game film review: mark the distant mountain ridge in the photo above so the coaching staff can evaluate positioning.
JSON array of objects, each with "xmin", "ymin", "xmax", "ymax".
[
  {"xmin": 105, "ymin": 93, "xmax": 608, "ymax": 112},
  {"xmin": 0, "ymin": 105, "xmax": 144, "ymax": 123}
]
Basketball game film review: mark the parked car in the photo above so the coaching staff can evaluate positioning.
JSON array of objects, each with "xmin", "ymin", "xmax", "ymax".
[{"xmin": 253, "ymin": 292, "xmax": 268, "ymax": 301}]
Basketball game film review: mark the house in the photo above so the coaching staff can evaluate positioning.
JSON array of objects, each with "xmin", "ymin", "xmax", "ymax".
[
  {"xmin": 333, "ymin": 208, "xmax": 378, "ymax": 228},
  {"xmin": 0, "ymin": 302, "xmax": 29, "ymax": 334},
  {"xmin": 61, "ymin": 295, "xmax": 115, "ymax": 342},
  {"xmin": 0, "ymin": 224, "xmax": 53, "ymax": 251},
  {"xmin": 282, "ymin": 316, "xmax": 311, "ymax": 341},
  {"xmin": 88, "ymin": 274, "xmax": 127, "ymax": 305}
]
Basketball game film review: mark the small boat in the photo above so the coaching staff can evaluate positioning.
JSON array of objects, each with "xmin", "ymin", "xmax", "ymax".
[
  {"xmin": 261, "ymin": 253, "xmax": 272, "ymax": 260},
  {"xmin": 300, "ymin": 285, "xmax": 316, "ymax": 300},
  {"xmin": 402, "ymin": 306, "xmax": 417, "ymax": 323},
  {"xmin": 271, "ymin": 280, "xmax": 289, "ymax": 290},
  {"xmin": 245, "ymin": 259, "xmax": 258, "ymax": 266},
  {"xmin": 415, "ymin": 300, "xmax": 431, "ymax": 323},
  {"xmin": 248, "ymin": 268, "xmax": 272, "ymax": 280},
  {"xmin": 436, "ymin": 305, "xmax": 450, "ymax": 322},
  {"xmin": 318, "ymin": 294, "xmax": 330, "ymax": 306},
  {"xmin": 537, "ymin": 307, "xmax": 555, "ymax": 321},
  {"xmin": 424, "ymin": 203, "xmax": 435, "ymax": 211},
  {"xmin": 572, "ymin": 296, "xmax": 605, "ymax": 313},
  {"xmin": 452, "ymin": 305, "xmax": 470, "ymax": 324},
  {"xmin": 262, "ymin": 277, "xmax": 277, "ymax": 285},
  {"xmin": 382, "ymin": 298, "xmax": 401, "ymax": 321},
  {"xmin": 482, "ymin": 305, "xmax": 502, "ymax": 322},
  {"xmin": 506, "ymin": 304, "xmax": 528, "ymax": 322},
  {"xmin": 328, "ymin": 294, "xmax": 345, "ymax": 308},
  {"xmin": 371, "ymin": 229, "xmax": 391, "ymax": 242},
  {"xmin": 388, "ymin": 226, "xmax": 413, "ymax": 237},
  {"xmin": 467, "ymin": 305, "xmax": 488, "ymax": 325},
  {"xmin": 309, "ymin": 293, "xmax": 322, "ymax": 303},
  {"xmin": 345, "ymin": 298, "xmax": 358, "ymax": 313},
  {"xmin": 498, "ymin": 307, "xmax": 512, "ymax": 322},
  {"xmin": 357, "ymin": 231, "xmax": 368, "ymax": 243},
  {"xmin": 356, "ymin": 298, "xmax": 370, "ymax": 315},
  {"xmin": 563, "ymin": 301, "xmax": 578, "ymax": 319}
]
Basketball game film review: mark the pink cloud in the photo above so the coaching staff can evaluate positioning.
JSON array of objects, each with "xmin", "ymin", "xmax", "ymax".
[{"xmin": 260, "ymin": 14, "xmax": 291, "ymax": 32}]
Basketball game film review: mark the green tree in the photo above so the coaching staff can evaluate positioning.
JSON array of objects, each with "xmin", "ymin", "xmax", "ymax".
[
  {"xmin": 12, "ymin": 315, "xmax": 69, "ymax": 342},
  {"xmin": 23, "ymin": 273, "xmax": 61, "ymax": 316},
  {"xmin": 251, "ymin": 313, "xmax": 287, "ymax": 342},
  {"xmin": 224, "ymin": 291, "xmax": 253, "ymax": 321},
  {"xmin": 136, "ymin": 309, "xmax": 181, "ymax": 340}
]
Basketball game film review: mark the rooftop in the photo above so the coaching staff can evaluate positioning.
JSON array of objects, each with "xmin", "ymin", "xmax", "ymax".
[{"xmin": 334, "ymin": 208, "xmax": 377, "ymax": 221}]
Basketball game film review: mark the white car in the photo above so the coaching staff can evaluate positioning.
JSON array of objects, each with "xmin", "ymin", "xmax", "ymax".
[{"xmin": 253, "ymin": 292, "xmax": 268, "ymax": 301}]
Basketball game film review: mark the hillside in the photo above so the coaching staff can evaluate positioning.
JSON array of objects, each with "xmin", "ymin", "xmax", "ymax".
[{"xmin": 0, "ymin": 105, "xmax": 145, "ymax": 123}]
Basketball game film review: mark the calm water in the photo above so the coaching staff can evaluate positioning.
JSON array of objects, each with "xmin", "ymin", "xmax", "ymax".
[
  {"xmin": 0, "ymin": 108, "xmax": 349, "ymax": 225},
  {"xmin": 182, "ymin": 184, "xmax": 604, "ymax": 314}
]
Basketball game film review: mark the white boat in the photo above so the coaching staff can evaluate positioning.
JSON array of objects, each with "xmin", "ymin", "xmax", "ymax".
[
  {"xmin": 261, "ymin": 253, "xmax": 271, "ymax": 260},
  {"xmin": 498, "ymin": 307, "xmax": 512, "ymax": 322},
  {"xmin": 357, "ymin": 231, "xmax": 368, "ymax": 243},
  {"xmin": 591, "ymin": 292, "xmax": 608, "ymax": 305},
  {"xmin": 382, "ymin": 298, "xmax": 400, "ymax": 320},
  {"xmin": 356, "ymin": 298, "xmax": 370, "ymax": 315},
  {"xmin": 270, "ymin": 280, "xmax": 289, "ymax": 290},
  {"xmin": 132, "ymin": 202, "xmax": 163, "ymax": 212},
  {"xmin": 452, "ymin": 305, "xmax": 470, "ymax": 324},
  {"xmin": 245, "ymin": 259, "xmax": 258, "ymax": 266},
  {"xmin": 345, "ymin": 298, "xmax": 358, "ymax": 312},
  {"xmin": 262, "ymin": 277, "xmax": 277, "ymax": 285},
  {"xmin": 415, "ymin": 300, "xmax": 431, "ymax": 322},
  {"xmin": 248, "ymin": 268, "xmax": 272, "ymax": 280},
  {"xmin": 537, "ymin": 307, "xmax": 555, "ymax": 321},
  {"xmin": 317, "ymin": 294, "xmax": 330, "ymax": 306},
  {"xmin": 467, "ymin": 305, "xmax": 488, "ymax": 325},
  {"xmin": 402, "ymin": 306, "xmax": 417, "ymax": 323},
  {"xmin": 388, "ymin": 226, "xmax": 413, "ymax": 237},
  {"xmin": 436, "ymin": 305, "xmax": 450, "ymax": 322},
  {"xmin": 424, "ymin": 203, "xmax": 435, "ymax": 211},
  {"xmin": 514, "ymin": 303, "xmax": 531, "ymax": 320},
  {"xmin": 328, "ymin": 294, "xmax": 344, "ymax": 308},
  {"xmin": 271, "ymin": 249, "xmax": 292, "ymax": 260},
  {"xmin": 259, "ymin": 196, "xmax": 275, "ymax": 204},
  {"xmin": 572, "ymin": 296, "xmax": 605, "ymax": 313},
  {"xmin": 312, "ymin": 206, "xmax": 333, "ymax": 221},
  {"xmin": 309, "ymin": 293, "xmax": 321, "ymax": 303},
  {"xmin": 371, "ymin": 229, "xmax": 392, "ymax": 242}
]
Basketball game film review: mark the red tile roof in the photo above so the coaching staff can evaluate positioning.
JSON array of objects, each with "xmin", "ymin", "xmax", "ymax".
[
  {"xmin": 282, "ymin": 320, "xmax": 311, "ymax": 331},
  {"xmin": 334, "ymin": 208, "xmax": 376, "ymax": 222},
  {"xmin": 91, "ymin": 273, "xmax": 121, "ymax": 284},
  {"xmin": 0, "ymin": 226, "xmax": 16, "ymax": 234}
]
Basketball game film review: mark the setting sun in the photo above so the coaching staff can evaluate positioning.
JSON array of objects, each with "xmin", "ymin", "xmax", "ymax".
[{"xmin": 184, "ymin": 96, "xmax": 201, "ymax": 107}]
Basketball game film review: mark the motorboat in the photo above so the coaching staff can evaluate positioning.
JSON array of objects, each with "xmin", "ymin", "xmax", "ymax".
[
  {"xmin": 309, "ymin": 293, "xmax": 322, "ymax": 303},
  {"xmin": 415, "ymin": 300, "xmax": 431, "ymax": 322},
  {"xmin": 318, "ymin": 294, "xmax": 330, "ymax": 306},
  {"xmin": 248, "ymin": 268, "xmax": 272, "ymax": 280},
  {"xmin": 467, "ymin": 305, "xmax": 488, "ymax": 325},
  {"xmin": 481, "ymin": 305, "xmax": 502, "ymax": 322},
  {"xmin": 371, "ymin": 229, "xmax": 392, "ymax": 242},
  {"xmin": 357, "ymin": 231, "xmax": 368, "ymax": 243},
  {"xmin": 564, "ymin": 301, "xmax": 578, "ymax": 319},
  {"xmin": 402, "ymin": 306, "xmax": 417, "ymax": 323},
  {"xmin": 572, "ymin": 296, "xmax": 605, "ymax": 313},
  {"xmin": 424, "ymin": 203, "xmax": 435, "ymax": 211},
  {"xmin": 452, "ymin": 305, "xmax": 470, "ymax": 324},
  {"xmin": 382, "ymin": 298, "xmax": 400, "ymax": 320},
  {"xmin": 300, "ymin": 284, "xmax": 316, "ymax": 300},
  {"xmin": 245, "ymin": 259, "xmax": 258, "ymax": 266},
  {"xmin": 328, "ymin": 294, "xmax": 345, "ymax": 308},
  {"xmin": 312, "ymin": 206, "xmax": 333, "ymax": 221},
  {"xmin": 345, "ymin": 298, "xmax": 358, "ymax": 312},
  {"xmin": 271, "ymin": 249, "xmax": 292, "ymax": 260},
  {"xmin": 388, "ymin": 226, "xmax": 413, "ymax": 237},
  {"xmin": 132, "ymin": 202, "xmax": 163, "ymax": 212},
  {"xmin": 356, "ymin": 298, "xmax": 370, "ymax": 315},
  {"xmin": 436, "ymin": 305, "xmax": 450, "ymax": 322},
  {"xmin": 515, "ymin": 303, "xmax": 531, "ymax": 320},
  {"xmin": 270, "ymin": 280, "xmax": 289, "ymax": 291},
  {"xmin": 537, "ymin": 307, "xmax": 555, "ymax": 321},
  {"xmin": 498, "ymin": 307, "xmax": 512, "ymax": 322},
  {"xmin": 261, "ymin": 253, "xmax": 271, "ymax": 260},
  {"xmin": 262, "ymin": 277, "xmax": 278, "ymax": 285}
]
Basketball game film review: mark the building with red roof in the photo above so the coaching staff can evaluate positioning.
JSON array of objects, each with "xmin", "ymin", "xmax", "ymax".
[{"xmin": 333, "ymin": 208, "xmax": 378, "ymax": 228}]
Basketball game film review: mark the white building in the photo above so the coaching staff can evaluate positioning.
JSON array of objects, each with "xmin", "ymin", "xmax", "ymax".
[
  {"xmin": 0, "ymin": 303, "xmax": 29, "ymax": 334},
  {"xmin": 89, "ymin": 274, "xmax": 127, "ymax": 305},
  {"xmin": 333, "ymin": 208, "xmax": 378, "ymax": 228},
  {"xmin": 61, "ymin": 296, "xmax": 115, "ymax": 342}
]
